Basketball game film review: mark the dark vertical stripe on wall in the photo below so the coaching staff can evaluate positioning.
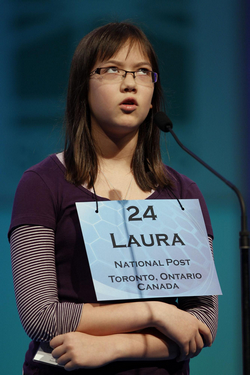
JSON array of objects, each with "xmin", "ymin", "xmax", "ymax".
[
  {"xmin": 247, "ymin": 0, "xmax": 250, "ymax": 221},
  {"xmin": 245, "ymin": 0, "xmax": 250, "ymax": 220}
]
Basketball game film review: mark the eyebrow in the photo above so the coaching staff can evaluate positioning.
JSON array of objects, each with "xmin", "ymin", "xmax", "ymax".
[{"xmin": 101, "ymin": 59, "xmax": 152, "ymax": 68}]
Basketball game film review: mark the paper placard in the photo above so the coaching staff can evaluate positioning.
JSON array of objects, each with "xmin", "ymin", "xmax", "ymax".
[
  {"xmin": 76, "ymin": 199, "xmax": 222, "ymax": 301},
  {"xmin": 33, "ymin": 342, "xmax": 63, "ymax": 367}
]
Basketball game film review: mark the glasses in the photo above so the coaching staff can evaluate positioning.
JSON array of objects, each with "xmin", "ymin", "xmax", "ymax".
[{"xmin": 90, "ymin": 67, "xmax": 158, "ymax": 85}]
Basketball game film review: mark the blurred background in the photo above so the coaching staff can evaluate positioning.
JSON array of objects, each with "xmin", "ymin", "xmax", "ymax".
[{"xmin": 1, "ymin": 0, "xmax": 249, "ymax": 374}]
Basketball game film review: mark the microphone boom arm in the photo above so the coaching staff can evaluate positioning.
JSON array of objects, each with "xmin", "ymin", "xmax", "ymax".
[
  {"xmin": 168, "ymin": 127, "xmax": 250, "ymax": 375},
  {"xmin": 169, "ymin": 129, "xmax": 247, "ymax": 231}
]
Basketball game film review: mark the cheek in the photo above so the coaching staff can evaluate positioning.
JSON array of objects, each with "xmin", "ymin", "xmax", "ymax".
[
  {"xmin": 88, "ymin": 87, "xmax": 116, "ymax": 124},
  {"xmin": 88, "ymin": 86, "xmax": 104, "ymax": 116},
  {"xmin": 146, "ymin": 88, "xmax": 154, "ymax": 109},
  {"xmin": 89, "ymin": 83, "xmax": 115, "ymax": 111}
]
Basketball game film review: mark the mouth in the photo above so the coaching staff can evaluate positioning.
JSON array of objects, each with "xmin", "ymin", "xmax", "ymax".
[{"xmin": 119, "ymin": 98, "xmax": 138, "ymax": 112}]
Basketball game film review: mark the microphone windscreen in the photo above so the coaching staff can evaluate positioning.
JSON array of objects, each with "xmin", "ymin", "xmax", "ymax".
[{"xmin": 154, "ymin": 112, "xmax": 173, "ymax": 132}]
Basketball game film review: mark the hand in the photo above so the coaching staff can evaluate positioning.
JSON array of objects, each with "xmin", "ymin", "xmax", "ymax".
[
  {"xmin": 151, "ymin": 302, "xmax": 212, "ymax": 362},
  {"xmin": 50, "ymin": 332, "xmax": 117, "ymax": 371}
]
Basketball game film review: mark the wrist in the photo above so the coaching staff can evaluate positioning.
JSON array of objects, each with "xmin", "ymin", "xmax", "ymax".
[
  {"xmin": 150, "ymin": 301, "xmax": 177, "ymax": 330},
  {"xmin": 111, "ymin": 333, "xmax": 149, "ymax": 361},
  {"xmin": 111, "ymin": 334, "xmax": 132, "ymax": 361}
]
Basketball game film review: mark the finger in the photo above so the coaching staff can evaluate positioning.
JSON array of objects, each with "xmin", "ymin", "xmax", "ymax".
[
  {"xmin": 51, "ymin": 346, "xmax": 66, "ymax": 360},
  {"xmin": 196, "ymin": 332, "xmax": 205, "ymax": 352},
  {"xmin": 189, "ymin": 334, "xmax": 204, "ymax": 359},
  {"xmin": 199, "ymin": 324, "xmax": 212, "ymax": 347},
  {"xmin": 176, "ymin": 332, "xmax": 204, "ymax": 362},
  {"xmin": 55, "ymin": 353, "xmax": 71, "ymax": 367},
  {"xmin": 64, "ymin": 361, "xmax": 80, "ymax": 372},
  {"xmin": 189, "ymin": 337, "xmax": 197, "ymax": 358},
  {"xmin": 50, "ymin": 334, "xmax": 65, "ymax": 349},
  {"xmin": 176, "ymin": 342, "xmax": 190, "ymax": 362}
]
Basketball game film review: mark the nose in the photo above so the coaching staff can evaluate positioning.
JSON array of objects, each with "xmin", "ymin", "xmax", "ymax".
[{"xmin": 120, "ymin": 72, "xmax": 137, "ymax": 92}]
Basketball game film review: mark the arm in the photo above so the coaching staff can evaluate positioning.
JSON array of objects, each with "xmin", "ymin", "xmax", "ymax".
[
  {"xmin": 50, "ymin": 329, "xmax": 178, "ymax": 371},
  {"xmin": 76, "ymin": 300, "xmax": 212, "ymax": 354},
  {"xmin": 11, "ymin": 225, "xmax": 211, "ymax": 362},
  {"xmin": 74, "ymin": 239, "xmax": 216, "ymax": 363},
  {"xmin": 11, "ymin": 225, "xmax": 180, "ymax": 367},
  {"xmin": 10, "ymin": 225, "xmax": 160, "ymax": 340},
  {"xmin": 75, "ymin": 298, "xmax": 212, "ymax": 363},
  {"xmin": 74, "ymin": 239, "xmax": 216, "ymax": 359},
  {"xmin": 178, "ymin": 237, "xmax": 219, "ymax": 342},
  {"xmin": 10, "ymin": 225, "xmax": 83, "ymax": 341}
]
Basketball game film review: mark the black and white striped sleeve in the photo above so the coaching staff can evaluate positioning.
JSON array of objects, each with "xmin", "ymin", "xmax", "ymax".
[
  {"xmin": 10, "ymin": 225, "xmax": 83, "ymax": 342},
  {"xmin": 177, "ymin": 237, "xmax": 219, "ymax": 341}
]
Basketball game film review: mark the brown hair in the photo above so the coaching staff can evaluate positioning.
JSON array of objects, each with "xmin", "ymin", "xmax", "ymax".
[{"xmin": 64, "ymin": 22, "xmax": 172, "ymax": 190}]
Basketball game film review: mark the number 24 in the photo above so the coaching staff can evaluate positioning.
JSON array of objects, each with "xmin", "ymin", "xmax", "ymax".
[{"xmin": 127, "ymin": 205, "xmax": 157, "ymax": 221}]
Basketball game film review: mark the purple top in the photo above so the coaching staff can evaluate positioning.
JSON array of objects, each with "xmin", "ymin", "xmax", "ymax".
[{"xmin": 9, "ymin": 154, "xmax": 213, "ymax": 375}]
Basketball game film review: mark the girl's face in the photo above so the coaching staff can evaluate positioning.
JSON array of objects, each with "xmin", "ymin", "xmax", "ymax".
[{"xmin": 88, "ymin": 42, "xmax": 154, "ymax": 140}]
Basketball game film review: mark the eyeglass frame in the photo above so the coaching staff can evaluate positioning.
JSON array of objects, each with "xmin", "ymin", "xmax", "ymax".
[{"xmin": 90, "ymin": 67, "xmax": 158, "ymax": 84}]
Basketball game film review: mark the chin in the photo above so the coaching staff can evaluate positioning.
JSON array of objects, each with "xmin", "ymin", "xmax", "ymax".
[
  {"xmin": 118, "ymin": 123, "xmax": 140, "ymax": 132},
  {"xmin": 106, "ymin": 123, "xmax": 139, "ymax": 138}
]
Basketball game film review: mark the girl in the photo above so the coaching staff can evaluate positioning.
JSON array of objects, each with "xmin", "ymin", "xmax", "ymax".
[{"xmin": 9, "ymin": 22, "xmax": 218, "ymax": 374}]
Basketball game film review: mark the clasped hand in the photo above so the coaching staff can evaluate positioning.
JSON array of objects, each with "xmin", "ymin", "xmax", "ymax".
[
  {"xmin": 152, "ymin": 302, "xmax": 212, "ymax": 362},
  {"xmin": 50, "ymin": 332, "xmax": 117, "ymax": 371},
  {"xmin": 50, "ymin": 301, "xmax": 212, "ymax": 370}
]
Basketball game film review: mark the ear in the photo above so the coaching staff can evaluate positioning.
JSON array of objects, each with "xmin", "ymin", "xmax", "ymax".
[{"xmin": 150, "ymin": 104, "xmax": 153, "ymax": 109}]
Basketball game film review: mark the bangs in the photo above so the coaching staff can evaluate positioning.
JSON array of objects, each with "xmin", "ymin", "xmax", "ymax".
[
  {"xmin": 87, "ymin": 23, "xmax": 158, "ymax": 72},
  {"xmin": 97, "ymin": 37, "xmax": 151, "ymax": 64}
]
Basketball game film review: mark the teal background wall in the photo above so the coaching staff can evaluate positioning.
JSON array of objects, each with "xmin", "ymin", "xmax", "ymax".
[{"xmin": 1, "ymin": 1, "xmax": 248, "ymax": 374}]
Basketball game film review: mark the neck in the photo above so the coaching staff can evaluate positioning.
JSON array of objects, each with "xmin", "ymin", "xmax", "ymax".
[{"xmin": 92, "ymin": 126, "xmax": 138, "ymax": 172}]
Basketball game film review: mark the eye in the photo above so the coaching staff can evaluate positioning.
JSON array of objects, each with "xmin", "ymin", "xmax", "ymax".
[
  {"xmin": 103, "ymin": 66, "xmax": 120, "ymax": 74},
  {"xmin": 137, "ymin": 68, "xmax": 151, "ymax": 76}
]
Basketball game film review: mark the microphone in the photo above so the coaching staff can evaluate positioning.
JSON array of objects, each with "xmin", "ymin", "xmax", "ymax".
[
  {"xmin": 154, "ymin": 111, "xmax": 250, "ymax": 375},
  {"xmin": 154, "ymin": 111, "xmax": 173, "ymax": 132},
  {"xmin": 154, "ymin": 111, "xmax": 246, "ymax": 204}
]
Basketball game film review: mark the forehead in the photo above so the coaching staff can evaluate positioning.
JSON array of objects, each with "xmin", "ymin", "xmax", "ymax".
[{"xmin": 113, "ymin": 43, "xmax": 150, "ymax": 61}]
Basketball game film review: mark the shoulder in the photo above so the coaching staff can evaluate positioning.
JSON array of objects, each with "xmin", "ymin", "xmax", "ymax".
[
  {"xmin": 164, "ymin": 165, "xmax": 199, "ymax": 199},
  {"xmin": 14, "ymin": 153, "xmax": 72, "ymax": 209},
  {"xmin": 157, "ymin": 165, "xmax": 213, "ymax": 238},
  {"xmin": 9, "ymin": 155, "xmax": 66, "ymax": 229},
  {"xmin": 24, "ymin": 154, "xmax": 64, "ymax": 179},
  {"xmin": 18, "ymin": 154, "xmax": 66, "ymax": 193},
  {"xmin": 165, "ymin": 165, "xmax": 194, "ymax": 184}
]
